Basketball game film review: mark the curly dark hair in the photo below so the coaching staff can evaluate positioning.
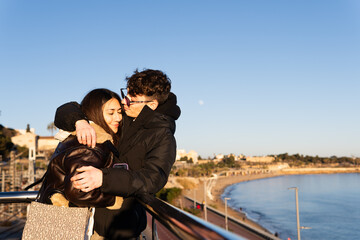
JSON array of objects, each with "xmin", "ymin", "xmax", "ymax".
[{"xmin": 126, "ymin": 69, "xmax": 171, "ymax": 104}]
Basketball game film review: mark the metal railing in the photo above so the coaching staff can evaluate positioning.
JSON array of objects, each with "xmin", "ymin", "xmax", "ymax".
[
  {"xmin": 139, "ymin": 194, "xmax": 246, "ymax": 240},
  {"xmin": 0, "ymin": 191, "xmax": 37, "ymax": 203},
  {"xmin": 0, "ymin": 191, "xmax": 246, "ymax": 240}
]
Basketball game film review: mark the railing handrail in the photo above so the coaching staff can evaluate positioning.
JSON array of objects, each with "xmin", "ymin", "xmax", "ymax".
[
  {"xmin": 0, "ymin": 191, "xmax": 37, "ymax": 203},
  {"xmin": 0, "ymin": 191, "xmax": 245, "ymax": 240}
]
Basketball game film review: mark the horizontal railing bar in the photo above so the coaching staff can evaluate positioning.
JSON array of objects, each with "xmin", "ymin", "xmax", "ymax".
[
  {"xmin": 0, "ymin": 191, "xmax": 37, "ymax": 203},
  {"xmin": 0, "ymin": 192, "xmax": 245, "ymax": 240}
]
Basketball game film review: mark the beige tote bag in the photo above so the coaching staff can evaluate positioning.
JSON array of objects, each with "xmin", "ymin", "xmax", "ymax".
[{"xmin": 22, "ymin": 201, "xmax": 93, "ymax": 240}]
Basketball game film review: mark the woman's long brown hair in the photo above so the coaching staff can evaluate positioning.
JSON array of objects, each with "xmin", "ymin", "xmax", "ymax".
[{"xmin": 80, "ymin": 88, "xmax": 121, "ymax": 144}]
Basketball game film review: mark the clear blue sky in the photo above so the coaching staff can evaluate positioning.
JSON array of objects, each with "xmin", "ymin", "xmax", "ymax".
[{"xmin": 1, "ymin": 1, "xmax": 359, "ymax": 158}]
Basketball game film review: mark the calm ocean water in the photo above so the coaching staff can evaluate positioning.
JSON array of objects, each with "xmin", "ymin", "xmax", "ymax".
[{"xmin": 221, "ymin": 173, "xmax": 360, "ymax": 240}]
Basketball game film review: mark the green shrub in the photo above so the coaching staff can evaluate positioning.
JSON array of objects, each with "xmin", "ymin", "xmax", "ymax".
[
  {"xmin": 156, "ymin": 187, "xmax": 182, "ymax": 204},
  {"xmin": 183, "ymin": 207, "xmax": 201, "ymax": 216}
]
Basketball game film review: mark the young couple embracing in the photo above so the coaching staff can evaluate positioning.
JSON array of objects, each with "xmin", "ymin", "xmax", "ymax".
[{"xmin": 39, "ymin": 69, "xmax": 181, "ymax": 239}]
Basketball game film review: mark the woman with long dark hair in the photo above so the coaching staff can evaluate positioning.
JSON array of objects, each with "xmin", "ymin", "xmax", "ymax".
[{"xmin": 38, "ymin": 88, "xmax": 123, "ymax": 208}]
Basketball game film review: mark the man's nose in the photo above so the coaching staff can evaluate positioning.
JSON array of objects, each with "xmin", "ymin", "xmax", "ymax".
[{"xmin": 121, "ymin": 98, "xmax": 126, "ymax": 105}]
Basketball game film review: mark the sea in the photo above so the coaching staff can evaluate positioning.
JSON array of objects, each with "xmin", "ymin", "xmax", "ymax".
[{"xmin": 221, "ymin": 173, "xmax": 360, "ymax": 240}]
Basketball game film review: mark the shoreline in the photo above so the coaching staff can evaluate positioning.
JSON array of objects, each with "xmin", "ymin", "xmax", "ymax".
[{"xmin": 176, "ymin": 167, "xmax": 360, "ymax": 234}]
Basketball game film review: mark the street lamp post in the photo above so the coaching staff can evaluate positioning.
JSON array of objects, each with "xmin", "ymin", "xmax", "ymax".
[
  {"xmin": 194, "ymin": 189, "xmax": 196, "ymax": 209},
  {"xmin": 224, "ymin": 197, "xmax": 231, "ymax": 231},
  {"xmin": 203, "ymin": 175, "xmax": 218, "ymax": 222},
  {"xmin": 203, "ymin": 179, "xmax": 207, "ymax": 221},
  {"xmin": 288, "ymin": 187, "xmax": 301, "ymax": 240}
]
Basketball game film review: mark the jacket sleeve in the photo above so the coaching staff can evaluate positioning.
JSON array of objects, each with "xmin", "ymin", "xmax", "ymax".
[
  {"xmin": 63, "ymin": 147, "xmax": 116, "ymax": 207},
  {"xmin": 54, "ymin": 102, "xmax": 87, "ymax": 131},
  {"xmin": 101, "ymin": 130, "xmax": 176, "ymax": 198}
]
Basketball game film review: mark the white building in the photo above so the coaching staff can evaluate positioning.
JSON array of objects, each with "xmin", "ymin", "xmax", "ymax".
[
  {"xmin": 11, "ymin": 127, "xmax": 59, "ymax": 156},
  {"xmin": 176, "ymin": 149, "xmax": 199, "ymax": 164}
]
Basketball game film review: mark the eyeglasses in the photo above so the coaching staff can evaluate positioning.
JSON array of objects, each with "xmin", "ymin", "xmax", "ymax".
[{"xmin": 120, "ymin": 88, "xmax": 153, "ymax": 107}]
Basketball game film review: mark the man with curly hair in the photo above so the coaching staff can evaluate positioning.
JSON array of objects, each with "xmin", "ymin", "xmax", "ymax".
[{"xmin": 54, "ymin": 69, "xmax": 181, "ymax": 239}]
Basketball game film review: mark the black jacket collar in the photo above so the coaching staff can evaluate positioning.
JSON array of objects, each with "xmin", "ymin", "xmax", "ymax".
[
  {"xmin": 155, "ymin": 92, "xmax": 181, "ymax": 120},
  {"xmin": 119, "ymin": 92, "xmax": 180, "ymax": 152}
]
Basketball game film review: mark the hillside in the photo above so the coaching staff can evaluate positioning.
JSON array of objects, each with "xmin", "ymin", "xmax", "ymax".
[
  {"xmin": 0, "ymin": 124, "xmax": 19, "ymax": 160},
  {"xmin": 0, "ymin": 124, "xmax": 18, "ymax": 138}
]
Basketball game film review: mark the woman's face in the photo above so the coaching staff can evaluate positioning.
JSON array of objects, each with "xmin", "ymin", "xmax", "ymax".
[{"xmin": 103, "ymin": 98, "xmax": 122, "ymax": 133}]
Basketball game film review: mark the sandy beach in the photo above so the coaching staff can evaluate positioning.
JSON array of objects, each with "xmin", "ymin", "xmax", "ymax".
[{"xmin": 170, "ymin": 167, "xmax": 360, "ymax": 233}]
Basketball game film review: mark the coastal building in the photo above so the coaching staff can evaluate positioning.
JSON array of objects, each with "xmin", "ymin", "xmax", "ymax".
[
  {"xmin": 37, "ymin": 136, "xmax": 59, "ymax": 156},
  {"xmin": 175, "ymin": 150, "xmax": 275, "ymax": 165},
  {"xmin": 215, "ymin": 154, "xmax": 224, "ymax": 160},
  {"xmin": 176, "ymin": 149, "xmax": 199, "ymax": 164},
  {"xmin": 11, "ymin": 126, "xmax": 59, "ymax": 157},
  {"xmin": 227, "ymin": 153, "xmax": 240, "ymax": 161},
  {"xmin": 176, "ymin": 149, "xmax": 186, "ymax": 160},
  {"xmin": 11, "ymin": 130, "xmax": 37, "ymax": 149},
  {"xmin": 212, "ymin": 154, "xmax": 225, "ymax": 163}
]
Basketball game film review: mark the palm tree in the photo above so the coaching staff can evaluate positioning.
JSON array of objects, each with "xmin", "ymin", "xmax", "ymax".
[{"xmin": 47, "ymin": 122, "xmax": 57, "ymax": 136}]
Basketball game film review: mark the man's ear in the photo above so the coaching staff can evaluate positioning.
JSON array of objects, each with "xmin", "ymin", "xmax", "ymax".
[{"xmin": 147, "ymin": 100, "xmax": 159, "ymax": 110}]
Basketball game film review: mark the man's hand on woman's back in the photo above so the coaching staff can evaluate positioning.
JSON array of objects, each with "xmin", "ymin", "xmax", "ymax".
[{"xmin": 75, "ymin": 120, "xmax": 97, "ymax": 148}]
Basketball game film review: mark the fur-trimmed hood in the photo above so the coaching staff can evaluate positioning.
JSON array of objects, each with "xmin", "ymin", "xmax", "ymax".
[{"xmin": 55, "ymin": 122, "xmax": 113, "ymax": 144}]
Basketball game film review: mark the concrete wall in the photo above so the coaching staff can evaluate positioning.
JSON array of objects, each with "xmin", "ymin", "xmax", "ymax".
[
  {"xmin": 38, "ymin": 137, "xmax": 59, "ymax": 151},
  {"xmin": 11, "ymin": 132, "xmax": 37, "ymax": 148},
  {"xmin": 246, "ymin": 156, "xmax": 275, "ymax": 163}
]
